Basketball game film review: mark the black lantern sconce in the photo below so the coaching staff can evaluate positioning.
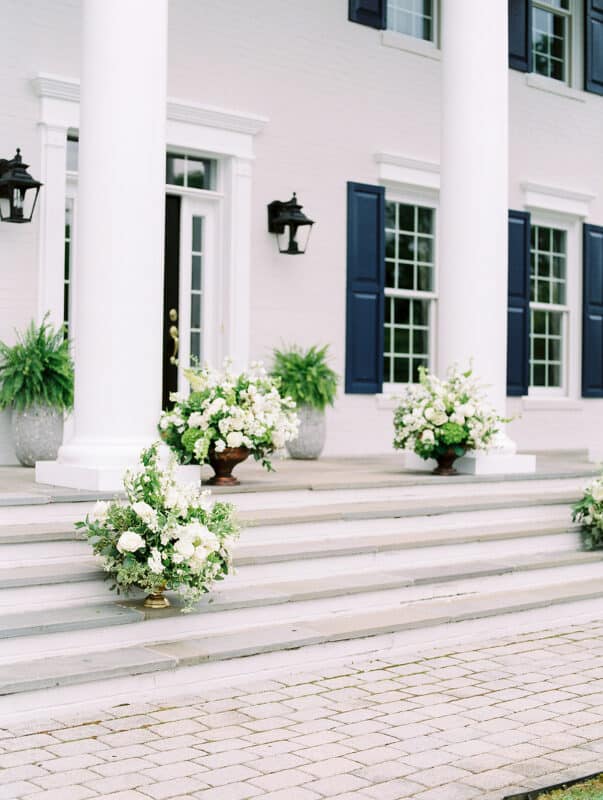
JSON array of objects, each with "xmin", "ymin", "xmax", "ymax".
[
  {"xmin": 267, "ymin": 192, "xmax": 314, "ymax": 255},
  {"xmin": 0, "ymin": 149, "xmax": 43, "ymax": 224}
]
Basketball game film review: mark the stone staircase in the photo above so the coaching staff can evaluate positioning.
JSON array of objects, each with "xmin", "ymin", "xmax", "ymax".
[{"xmin": 0, "ymin": 472, "xmax": 601, "ymax": 711}]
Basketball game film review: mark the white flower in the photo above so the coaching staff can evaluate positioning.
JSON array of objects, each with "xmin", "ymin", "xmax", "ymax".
[
  {"xmin": 174, "ymin": 537, "xmax": 195, "ymax": 559},
  {"xmin": 591, "ymin": 483, "xmax": 603, "ymax": 503},
  {"xmin": 117, "ymin": 530, "xmax": 145, "ymax": 553},
  {"xmin": 226, "ymin": 431, "xmax": 243, "ymax": 448},
  {"xmin": 132, "ymin": 501, "xmax": 159, "ymax": 532},
  {"xmin": 431, "ymin": 411, "xmax": 448, "ymax": 426},
  {"xmin": 421, "ymin": 429, "xmax": 435, "ymax": 443},
  {"xmin": 188, "ymin": 412, "xmax": 204, "ymax": 429},
  {"xmin": 215, "ymin": 439, "xmax": 226, "ymax": 453},
  {"xmin": 450, "ymin": 412, "xmax": 465, "ymax": 426},
  {"xmin": 148, "ymin": 548, "xmax": 164, "ymax": 574},
  {"xmin": 459, "ymin": 403, "xmax": 476, "ymax": 418},
  {"xmin": 90, "ymin": 501, "xmax": 110, "ymax": 524}
]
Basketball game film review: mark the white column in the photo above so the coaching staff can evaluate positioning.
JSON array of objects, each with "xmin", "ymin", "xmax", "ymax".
[
  {"xmin": 437, "ymin": 0, "xmax": 535, "ymax": 474},
  {"xmin": 37, "ymin": 0, "xmax": 168, "ymax": 490}
]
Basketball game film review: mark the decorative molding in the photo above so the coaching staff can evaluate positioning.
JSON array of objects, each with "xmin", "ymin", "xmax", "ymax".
[
  {"xmin": 33, "ymin": 74, "xmax": 269, "ymax": 137},
  {"xmin": 521, "ymin": 181, "xmax": 595, "ymax": 218},
  {"xmin": 380, "ymin": 30, "xmax": 441, "ymax": 61},
  {"xmin": 525, "ymin": 73, "xmax": 586, "ymax": 103},
  {"xmin": 375, "ymin": 152, "xmax": 440, "ymax": 192},
  {"xmin": 168, "ymin": 100, "xmax": 267, "ymax": 136}
]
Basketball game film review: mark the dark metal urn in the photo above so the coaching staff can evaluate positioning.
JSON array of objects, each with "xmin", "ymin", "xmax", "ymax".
[
  {"xmin": 433, "ymin": 447, "xmax": 463, "ymax": 476},
  {"xmin": 206, "ymin": 446, "xmax": 249, "ymax": 486}
]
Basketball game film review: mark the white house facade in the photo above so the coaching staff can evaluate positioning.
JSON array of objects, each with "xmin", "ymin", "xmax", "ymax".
[{"xmin": 1, "ymin": 0, "xmax": 603, "ymax": 487}]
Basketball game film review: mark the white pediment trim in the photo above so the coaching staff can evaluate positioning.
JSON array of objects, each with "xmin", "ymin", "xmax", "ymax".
[
  {"xmin": 375, "ymin": 152, "xmax": 440, "ymax": 192},
  {"xmin": 32, "ymin": 73, "xmax": 269, "ymax": 136},
  {"xmin": 521, "ymin": 182, "xmax": 595, "ymax": 218}
]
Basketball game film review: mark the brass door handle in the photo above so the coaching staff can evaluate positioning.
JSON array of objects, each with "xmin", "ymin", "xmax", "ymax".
[{"xmin": 169, "ymin": 324, "xmax": 179, "ymax": 365}]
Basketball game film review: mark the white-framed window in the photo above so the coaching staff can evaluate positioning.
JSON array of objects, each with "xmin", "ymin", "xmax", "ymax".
[
  {"xmin": 529, "ymin": 223, "xmax": 569, "ymax": 393},
  {"xmin": 63, "ymin": 198, "xmax": 74, "ymax": 333},
  {"xmin": 386, "ymin": 0, "xmax": 436, "ymax": 43},
  {"xmin": 166, "ymin": 152, "xmax": 217, "ymax": 191},
  {"xmin": 532, "ymin": 0, "xmax": 572, "ymax": 83},
  {"xmin": 384, "ymin": 199, "xmax": 436, "ymax": 386}
]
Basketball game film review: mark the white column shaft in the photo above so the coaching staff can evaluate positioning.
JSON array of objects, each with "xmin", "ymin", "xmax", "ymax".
[
  {"xmin": 438, "ymin": 0, "xmax": 509, "ymax": 414},
  {"xmin": 48, "ymin": 0, "xmax": 167, "ymax": 474}
]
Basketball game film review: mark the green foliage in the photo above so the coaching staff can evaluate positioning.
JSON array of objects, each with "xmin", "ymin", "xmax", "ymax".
[
  {"xmin": 572, "ymin": 482, "xmax": 603, "ymax": 550},
  {"xmin": 0, "ymin": 314, "xmax": 74, "ymax": 412},
  {"xmin": 78, "ymin": 442, "xmax": 240, "ymax": 610},
  {"xmin": 535, "ymin": 773, "xmax": 603, "ymax": 800},
  {"xmin": 271, "ymin": 345, "xmax": 338, "ymax": 411}
]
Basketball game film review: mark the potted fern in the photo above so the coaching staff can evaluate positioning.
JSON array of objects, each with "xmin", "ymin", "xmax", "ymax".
[
  {"xmin": 0, "ymin": 316, "xmax": 74, "ymax": 466},
  {"xmin": 271, "ymin": 345, "xmax": 338, "ymax": 460}
]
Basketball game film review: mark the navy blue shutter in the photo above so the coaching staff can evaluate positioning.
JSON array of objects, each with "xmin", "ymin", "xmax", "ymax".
[
  {"xmin": 585, "ymin": 0, "xmax": 603, "ymax": 95},
  {"xmin": 348, "ymin": 0, "xmax": 386, "ymax": 29},
  {"xmin": 508, "ymin": 0, "xmax": 532, "ymax": 72},
  {"xmin": 582, "ymin": 225, "xmax": 603, "ymax": 396},
  {"xmin": 507, "ymin": 210, "xmax": 531, "ymax": 396},
  {"xmin": 345, "ymin": 182, "xmax": 385, "ymax": 394}
]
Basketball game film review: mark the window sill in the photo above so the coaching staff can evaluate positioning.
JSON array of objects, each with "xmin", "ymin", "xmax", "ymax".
[
  {"xmin": 380, "ymin": 30, "xmax": 440, "ymax": 61},
  {"xmin": 525, "ymin": 73, "xmax": 586, "ymax": 103},
  {"xmin": 520, "ymin": 396, "xmax": 584, "ymax": 411}
]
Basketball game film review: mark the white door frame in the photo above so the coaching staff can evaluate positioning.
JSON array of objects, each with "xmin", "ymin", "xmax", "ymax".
[{"xmin": 32, "ymin": 74, "xmax": 268, "ymax": 372}]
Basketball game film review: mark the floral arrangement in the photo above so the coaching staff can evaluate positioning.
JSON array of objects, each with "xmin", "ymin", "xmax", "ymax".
[
  {"xmin": 393, "ymin": 366, "xmax": 503, "ymax": 460},
  {"xmin": 158, "ymin": 360, "xmax": 299, "ymax": 471},
  {"xmin": 76, "ymin": 443, "xmax": 239, "ymax": 609},
  {"xmin": 572, "ymin": 476, "xmax": 603, "ymax": 550}
]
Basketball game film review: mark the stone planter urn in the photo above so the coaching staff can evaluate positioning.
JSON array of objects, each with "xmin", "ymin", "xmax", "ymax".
[
  {"xmin": 286, "ymin": 405, "xmax": 326, "ymax": 460},
  {"xmin": 12, "ymin": 405, "xmax": 64, "ymax": 467}
]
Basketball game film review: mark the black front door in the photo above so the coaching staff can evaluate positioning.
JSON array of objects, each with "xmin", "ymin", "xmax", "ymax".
[{"xmin": 162, "ymin": 194, "xmax": 181, "ymax": 408}]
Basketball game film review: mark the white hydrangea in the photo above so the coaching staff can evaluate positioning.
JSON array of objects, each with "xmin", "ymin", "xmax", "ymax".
[{"xmin": 148, "ymin": 548, "xmax": 164, "ymax": 574}]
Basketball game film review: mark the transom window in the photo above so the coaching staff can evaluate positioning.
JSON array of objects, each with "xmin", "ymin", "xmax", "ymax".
[
  {"xmin": 384, "ymin": 201, "xmax": 435, "ymax": 384},
  {"xmin": 166, "ymin": 153, "xmax": 216, "ymax": 191},
  {"xmin": 64, "ymin": 198, "xmax": 74, "ymax": 333},
  {"xmin": 532, "ymin": 0, "xmax": 571, "ymax": 82},
  {"xmin": 386, "ymin": 0, "xmax": 435, "ymax": 42},
  {"xmin": 529, "ymin": 224, "xmax": 567, "ymax": 390}
]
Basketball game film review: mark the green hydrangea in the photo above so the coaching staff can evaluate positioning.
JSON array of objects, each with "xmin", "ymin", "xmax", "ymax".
[
  {"xmin": 439, "ymin": 422, "xmax": 466, "ymax": 445},
  {"xmin": 181, "ymin": 427, "xmax": 204, "ymax": 453}
]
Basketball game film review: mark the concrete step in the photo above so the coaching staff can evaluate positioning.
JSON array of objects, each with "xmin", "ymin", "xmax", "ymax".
[
  {"xmin": 0, "ymin": 602, "xmax": 143, "ymax": 639},
  {"xmin": 2, "ymin": 572, "xmax": 603, "ymax": 697},
  {"xmin": 0, "ymin": 549, "xmax": 598, "ymax": 624}
]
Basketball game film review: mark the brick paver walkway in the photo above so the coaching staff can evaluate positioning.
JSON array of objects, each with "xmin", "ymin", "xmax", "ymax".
[{"xmin": 2, "ymin": 623, "xmax": 603, "ymax": 800}]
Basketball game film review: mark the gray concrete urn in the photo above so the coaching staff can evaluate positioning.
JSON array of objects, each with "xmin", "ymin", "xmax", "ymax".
[
  {"xmin": 12, "ymin": 405, "xmax": 64, "ymax": 467},
  {"xmin": 286, "ymin": 405, "xmax": 326, "ymax": 460}
]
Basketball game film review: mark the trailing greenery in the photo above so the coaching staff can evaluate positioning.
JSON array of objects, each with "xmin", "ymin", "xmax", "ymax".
[
  {"xmin": 535, "ymin": 773, "xmax": 603, "ymax": 800},
  {"xmin": 271, "ymin": 345, "xmax": 338, "ymax": 411},
  {"xmin": 572, "ymin": 478, "xmax": 603, "ymax": 550},
  {"xmin": 0, "ymin": 315, "xmax": 74, "ymax": 412}
]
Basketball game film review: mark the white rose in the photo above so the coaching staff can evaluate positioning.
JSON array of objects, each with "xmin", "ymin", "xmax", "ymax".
[
  {"xmin": 424, "ymin": 407, "xmax": 435, "ymax": 421},
  {"xmin": 431, "ymin": 411, "xmax": 448, "ymax": 426},
  {"xmin": 421, "ymin": 429, "xmax": 435, "ymax": 443},
  {"xmin": 148, "ymin": 548, "xmax": 164, "ymax": 574},
  {"xmin": 90, "ymin": 501, "xmax": 110, "ymax": 524},
  {"xmin": 226, "ymin": 431, "xmax": 243, "ymax": 448},
  {"xmin": 450, "ymin": 412, "xmax": 465, "ymax": 426},
  {"xmin": 117, "ymin": 530, "xmax": 145, "ymax": 553},
  {"xmin": 132, "ymin": 501, "xmax": 159, "ymax": 532},
  {"xmin": 214, "ymin": 439, "xmax": 226, "ymax": 453},
  {"xmin": 174, "ymin": 538, "xmax": 195, "ymax": 559}
]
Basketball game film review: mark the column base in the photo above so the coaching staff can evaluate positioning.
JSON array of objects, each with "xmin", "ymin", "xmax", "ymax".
[
  {"xmin": 403, "ymin": 450, "xmax": 536, "ymax": 475},
  {"xmin": 35, "ymin": 460, "xmax": 129, "ymax": 492}
]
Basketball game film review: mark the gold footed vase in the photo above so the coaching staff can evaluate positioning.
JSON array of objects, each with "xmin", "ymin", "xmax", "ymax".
[{"xmin": 144, "ymin": 587, "xmax": 170, "ymax": 609}]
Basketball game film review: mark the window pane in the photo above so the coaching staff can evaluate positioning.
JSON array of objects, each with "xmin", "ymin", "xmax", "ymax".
[
  {"xmin": 533, "ymin": 337, "xmax": 546, "ymax": 360},
  {"xmin": 538, "ymin": 253, "xmax": 551, "ymax": 277},
  {"xmin": 395, "ymin": 328, "xmax": 410, "ymax": 354},
  {"xmin": 385, "ymin": 297, "xmax": 392, "ymax": 323},
  {"xmin": 533, "ymin": 363, "xmax": 547, "ymax": 386},
  {"xmin": 413, "ymin": 327, "xmax": 428, "ymax": 355},
  {"xmin": 192, "ymin": 216, "xmax": 203, "ymax": 252},
  {"xmin": 385, "ymin": 231, "xmax": 396, "ymax": 259},
  {"xmin": 399, "ymin": 235, "xmax": 414, "ymax": 260},
  {"xmin": 66, "ymin": 137, "xmax": 79, "ymax": 172},
  {"xmin": 417, "ymin": 206, "xmax": 433, "ymax": 234},
  {"xmin": 166, "ymin": 155, "xmax": 186, "ymax": 186},
  {"xmin": 413, "ymin": 299, "xmax": 429, "ymax": 326},
  {"xmin": 385, "ymin": 261, "xmax": 396, "ymax": 289},
  {"xmin": 191, "ymin": 255, "xmax": 202, "ymax": 291},
  {"xmin": 398, "ymin": 204, "xmax": 414, "ymax": 231},
  {"xmin": 191, "ymin": 294, "xmax": 201, "ymax": 326},
  {"xmin": 387, "ymin": 0, "xmax": 434, "ymax": 41},
  {"xmin": 548, "ymin": 363, "xmax": 561, "ymax": 386},
  {"xmin": 385, "ymin": 202, "xmax": 396, "ymax": 229},
  {"xmin": 394, "ymin": 357, "xmax": 410, "ymax": 383},
  {"xmin": 533, "ymin": 310, "xmax": 547, "ymax": 334},
  {"xmin": 537, "ymin": 281, "xmax": 550, "ymax": 303},
  {"xmin": 394, "ymin": 297, "xmax": 410, "ymax": 325},
  {"xmin": 416, "ymin": 237, "xmax": 433, "ymax": 263},
  {"xmin": 412, "ymin": 358, "xmax": 428, "ymax": 383},
  {"xmin": 417, "ymin": 264, "xmax": 432, "ymax": 291},
  {"xmin": 384, "ymin": 327, "xmax": 391, "ymax": 353},
  {"xmin": 399, "ymin": 263, "xmax": 414, "ymax": 290},
  {"xmin": 190, "ymin": 331, "xmax": 201, "ymax": 361},
  {"xmin": 549, "ymin": 337, "xmax": 561, "ymax": 362},
  {"xmin": 549, "ymin": 312, "xmax": 562, "ymax": 336}
]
